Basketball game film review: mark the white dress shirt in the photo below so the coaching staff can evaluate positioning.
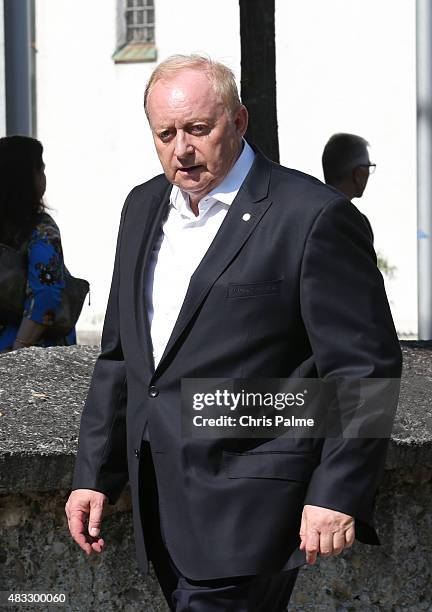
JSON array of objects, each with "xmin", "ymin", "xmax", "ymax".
[{"xmin": 145, "ymin": 140, "xmax": 255, "ymax": 368}]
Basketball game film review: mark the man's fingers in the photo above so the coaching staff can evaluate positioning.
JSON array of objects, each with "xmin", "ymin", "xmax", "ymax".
[
  {"xmin": 299, "ymin": 510, "xmax": 306, "ymax": 535},
  {"xmin": 299, "ymin": 509, "xmax": 307, "ymax": 550},
  {"xmin": 90, "ymin": 538, "xmax": 105, "ymax": 553},
  {"xmin": 300, "ymin": 505, "xmax": 356, "ymax": 561},
  {"xmin": 88, "ymin": 496, "xmax": 106, "ymax": 536},
  {"xmin": 305, "ymin": 530, "xmax": 319, "ymax": 565},
  {"xmin": 73, "ymin": 534, "xmax": 92, "ymax": 555},
  {"xmin": 65, "ymin": 490, "xmax": 108, "ymax": 555},
  {"xmin": 67, "ymin": 509, "xmax": 86, "ymax": 538},
  {"xmin": 67, "ymin": 510, "xmax": 92, "ymax": 554},
  {"xmin": 88, "ymin": 516, "xmax": 102, "ymax": 536},
  {"xmin": 332, "ymin": 530, "xmax": 346, "ymax": 555},
  {"xmin": 345, "ymin": 525, "xmax": 355, "ymax": 548},
  {"xmin": 319, "ymin": 531, "xmax": 334, "ymax": 557}
]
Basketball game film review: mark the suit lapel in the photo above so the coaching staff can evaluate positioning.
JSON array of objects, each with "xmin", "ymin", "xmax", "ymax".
[
  {"xmin": 153, "ymin": 151, "xmax": 273, "ymax": 378},
  {"xmin": 133, "ymin": 182, "xmax": 171, "ymax": 371}
]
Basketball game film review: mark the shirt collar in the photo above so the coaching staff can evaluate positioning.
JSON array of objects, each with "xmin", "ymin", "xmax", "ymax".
[{"xmin": 169, "ymin": 140, "xmax": 256, "ymax": 215}]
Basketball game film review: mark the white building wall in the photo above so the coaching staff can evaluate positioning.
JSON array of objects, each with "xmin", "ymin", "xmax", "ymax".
[
  {"xmin": 36, "ymin": 0, "xmax": 416, "ymax": 335},
  {"xmin": 276, "ymin": 0, "xmax": 416, "ymax": 335},
  {"xmin": 35, "ymin": 0, "xmax": 240, "ymax": 331}
]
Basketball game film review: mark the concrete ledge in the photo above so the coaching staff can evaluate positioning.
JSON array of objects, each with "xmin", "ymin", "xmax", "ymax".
[{"xmin": 0, "ymin": 343, "xmax": 431, "ymax": 610}]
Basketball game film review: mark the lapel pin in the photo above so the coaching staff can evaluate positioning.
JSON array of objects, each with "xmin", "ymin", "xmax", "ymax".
[{"xmin": 242, "ymin": 213, "xmax": 251, "ymax": 221}]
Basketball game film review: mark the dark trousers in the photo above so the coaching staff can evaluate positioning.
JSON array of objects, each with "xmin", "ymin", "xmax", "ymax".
[{"xmin": 139, "ymin": 442, "xmax": 299, "ymax": 611}]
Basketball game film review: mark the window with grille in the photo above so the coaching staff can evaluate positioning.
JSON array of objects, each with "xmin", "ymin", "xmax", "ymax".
[
  {"xmin": 125, "ymin": 0, "xmax": 155, "ymax": 44},
  {"xmin": 113, "ymin": 0, "xmax": 157, "ymax": 63}
]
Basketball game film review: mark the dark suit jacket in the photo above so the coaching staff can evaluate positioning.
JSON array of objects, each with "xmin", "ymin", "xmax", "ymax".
[
  {"xmin": 72, "ymin": 149, "xmax": 402, "ymax": 580},
  {"xmin": 361, "ymin": 213, "xmax": 374, "ymax": 243}
]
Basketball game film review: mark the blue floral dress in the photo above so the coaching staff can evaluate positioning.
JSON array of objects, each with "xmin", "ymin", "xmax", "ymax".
[{"xmin": 0, "ymin": 213, "xmax": 77, "ymax": 350}]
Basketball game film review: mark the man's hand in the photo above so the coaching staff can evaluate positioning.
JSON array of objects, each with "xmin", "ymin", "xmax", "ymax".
[
  {"xmin": 65, "ymin": 489, "xmax": 108, "ymax": 555},
  {"xmin": 299, "ymin": 504, "xmax": 355, "ymax": 565}
]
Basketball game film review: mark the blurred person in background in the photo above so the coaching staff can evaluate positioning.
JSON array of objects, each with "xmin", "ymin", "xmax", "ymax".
[
  {"xmin": 0, "ymin": 135, "xmax": 76, "ymax": 351},
  {"xmin": 322, "ymin": 132, "xmax": 376, "ymax": 241}
]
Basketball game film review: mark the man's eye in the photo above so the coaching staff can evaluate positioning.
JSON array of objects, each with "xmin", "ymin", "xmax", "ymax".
[
  {"xmin": 159, "ymin": 130, "xmax": 173, "ymax": 142},
  {"xmin": 190, "ymin": 125, "xmax": 208, "ymax": 135}
]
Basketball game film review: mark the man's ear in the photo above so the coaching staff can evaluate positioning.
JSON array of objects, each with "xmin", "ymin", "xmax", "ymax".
[
  {"xmin": 234, "ymin": 105, "xmax": 249, "ymax": 137},
  {"xmin": 352, "ymin": 166, "xmax": 362, "ymax": 187}
]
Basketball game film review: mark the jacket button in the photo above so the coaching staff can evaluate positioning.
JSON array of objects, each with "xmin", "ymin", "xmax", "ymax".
[
  {"xmin": 148, "ymin": 386, "xmax": 159, "ymax": 398},
  {"xmin": 134, "ymin": 448, "xmax": 140, "ymax": 459}
]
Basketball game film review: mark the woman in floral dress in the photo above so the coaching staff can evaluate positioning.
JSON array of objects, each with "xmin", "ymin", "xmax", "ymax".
[{"xmin": 0, "ymin": 136, "xmax": 76, "ymax": 351}]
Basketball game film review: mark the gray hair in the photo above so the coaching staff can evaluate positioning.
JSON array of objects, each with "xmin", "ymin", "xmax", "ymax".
[{"xmin": 144, "ymin": 54, "xmax": 242, "ymax": 119}]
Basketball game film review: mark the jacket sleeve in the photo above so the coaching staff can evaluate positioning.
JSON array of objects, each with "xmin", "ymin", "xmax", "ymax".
[
  {"xmin": 71, "ymin": 189, "xmax": 135, "ymax": 504},
  {"xmin": 299, "ymin": 196, "xmax": 402, "ymax": 536}
]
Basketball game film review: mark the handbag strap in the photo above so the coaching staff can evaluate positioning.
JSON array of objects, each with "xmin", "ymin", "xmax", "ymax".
[{"xmin": 0, "ymin": 239, "xmax": 28, "ymax": 258}]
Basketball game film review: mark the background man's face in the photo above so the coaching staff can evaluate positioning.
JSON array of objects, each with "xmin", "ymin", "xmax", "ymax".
[
  {"xmin": 353, "ymin": 165, "xmax": 370, "ymax": 197},
  {"xmin": 351, "ymin": 145, "xmax": 373, "ymax": 198},
  {"xmin": 352, "ymin": 149, "xmax": 371, "ymax": 197},
  {"xmin": 147, "ymin": 69, "xmax": 248, "ymax": 203}
]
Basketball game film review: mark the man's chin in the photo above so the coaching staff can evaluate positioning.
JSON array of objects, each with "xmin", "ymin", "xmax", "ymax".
[{"xmin": 174, "ymin": 178, "xmax": 213, "ymax": 198}]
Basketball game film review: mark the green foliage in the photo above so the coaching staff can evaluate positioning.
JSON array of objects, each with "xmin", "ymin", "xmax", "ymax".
[{"xmin": 376, "ymin": 250, "xmax": 396, "ymax": 279}]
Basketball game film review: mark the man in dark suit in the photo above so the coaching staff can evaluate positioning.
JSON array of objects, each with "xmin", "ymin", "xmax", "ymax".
[
  {"xmin": 322, "ymin": 132, "xmax": 376, "ymax": 241},
  {"xmin": 66, "ymin": 56, "xmax": 402, "ymax": 610}
]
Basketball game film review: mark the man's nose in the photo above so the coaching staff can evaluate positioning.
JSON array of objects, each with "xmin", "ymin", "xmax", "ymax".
[{"xmin": 174, "ymin": 131, "xmax": 193, "ymax": 158}]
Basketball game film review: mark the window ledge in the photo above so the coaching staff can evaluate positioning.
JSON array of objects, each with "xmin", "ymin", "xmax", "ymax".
[{"xmin": 113, "ymin": 42, "xmax": 157, "ymax": 64}]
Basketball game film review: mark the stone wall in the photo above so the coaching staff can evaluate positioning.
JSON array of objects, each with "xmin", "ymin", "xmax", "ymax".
[{"xmin": 0, "ymin": 342, "xmax": 431, "ymax": 611}]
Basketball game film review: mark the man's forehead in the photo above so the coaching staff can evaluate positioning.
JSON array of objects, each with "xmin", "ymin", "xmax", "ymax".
[
  {"xmin": 147, "ymin": 73, "xmax": 225, "ymax": 126},
  {"xmin": 151, "ymin": 70, "xmax": 214, "ymax": 99},
  {"xmin": 148, "ymin": 69, "xmax": 220, "ymax": 106},
  {"xmin": 169, "ymin": 86, "xmax": 188, "ymax": 103}
]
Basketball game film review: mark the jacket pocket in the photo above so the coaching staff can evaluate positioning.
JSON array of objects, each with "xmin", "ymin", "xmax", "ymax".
[
  {"xmin": 222, "ymin": 450, "xmax": 317, "ymax": 482},
  {"xmin": 226, "ymin": 279, "xmax": 282, "ymax": 299}
]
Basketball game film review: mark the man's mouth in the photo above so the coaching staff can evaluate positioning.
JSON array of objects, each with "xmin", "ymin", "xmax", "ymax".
[{"xmin": 178, "ymin": 165, "xmax": 203, "ymax": 173}]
